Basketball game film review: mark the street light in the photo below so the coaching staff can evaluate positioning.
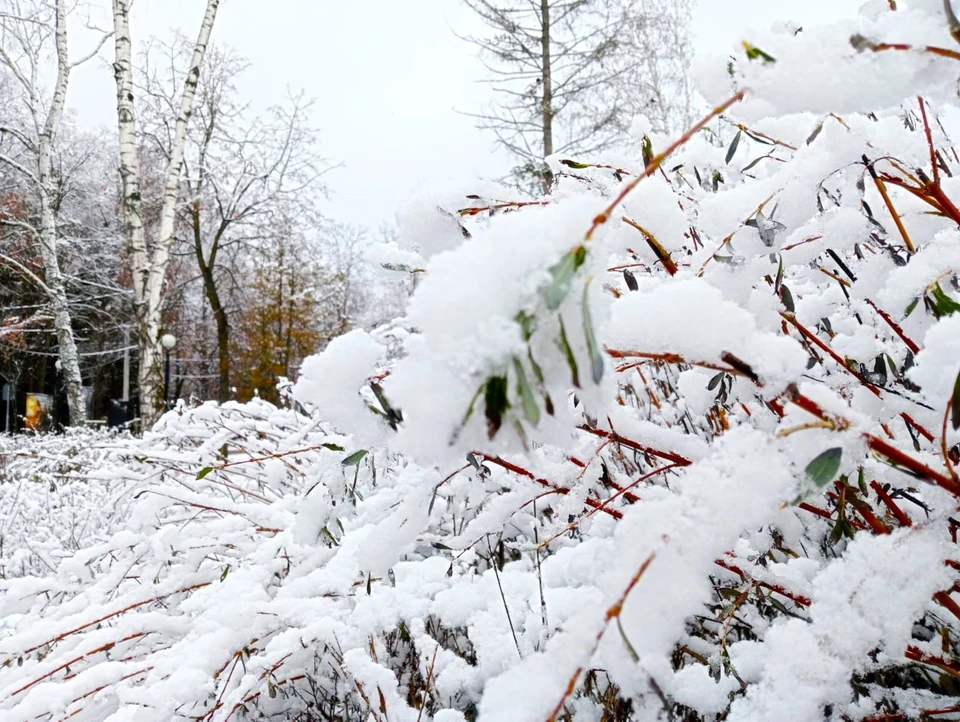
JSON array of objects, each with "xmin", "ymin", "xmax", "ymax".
[{"xmin": 160, "ymin": 333, "xmax": 177, "ymax": 411}]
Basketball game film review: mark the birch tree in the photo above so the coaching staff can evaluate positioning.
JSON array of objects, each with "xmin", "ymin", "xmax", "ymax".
[
  {"xmin": 0, "ymin": 0, "xmax": 112, "ymax": 426},
  {"xmin": 461, "ymin": 0, "xmax": 693, "ymax": 193},
  {"xmin": 135, "ymin": 41, "xmax": 328, "ymax": 403},
  {"xmin": 111, "ymin": 0, "xmax": 219, "ymax": 427}
]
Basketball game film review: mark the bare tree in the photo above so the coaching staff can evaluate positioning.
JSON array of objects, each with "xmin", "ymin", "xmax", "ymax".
[
  {"xmin": 136, "ymin": 41, "xmax": 329, "ymax": 403},
  {"xmin": 111, "ymin": 0, "xmax": 219, "ymax": 428},
  {"xmin": 0, "ymin": 0, "xmax": 112, "ymax": 426},
  {"xmin": 460, "ymin": 0, "xmax": 693, "ymax": 193}
]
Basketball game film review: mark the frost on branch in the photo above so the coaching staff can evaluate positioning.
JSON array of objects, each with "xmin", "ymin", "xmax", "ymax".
[{"xmin": 9, "ymin": 1, "xmax": 960, "ymax": 721}]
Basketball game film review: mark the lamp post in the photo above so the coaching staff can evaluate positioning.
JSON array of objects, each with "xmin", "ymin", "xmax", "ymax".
[{"xmin": 160, "ymin": 333, "xmax": 177, "ymax": 411}]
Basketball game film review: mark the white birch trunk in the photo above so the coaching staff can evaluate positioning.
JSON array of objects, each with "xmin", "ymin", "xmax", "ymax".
[
  {"xmin": 112, "ymin": 0, "xmax": 219, "ymax": 428},
  {"xmin": 36, "ymin": 0, "xmax": 85, "ymax": 426}
]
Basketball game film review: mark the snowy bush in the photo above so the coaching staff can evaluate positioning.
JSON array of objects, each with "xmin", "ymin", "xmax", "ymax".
[{"xmin": 7, "ymin": 2, "xmax": 960, "ymax": 720}]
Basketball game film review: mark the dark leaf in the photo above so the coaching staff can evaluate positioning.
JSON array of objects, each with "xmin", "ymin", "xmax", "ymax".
[
  {"xmin": 720, "ymin": 351, "xmax": 759, "ymax": 383},
  {"xmin": 484, "ymin": 375, "xmax": 510, "ymax": 439},
  {"xmin": 623, "ymin": 268, "xmax": 638, "ymax": 291},
  {"xmin": 707, "ymin": 372, "xmax": 725, "ymax": 391},
  {"xmin": 806, "ymin": 122, "xmax": 824, "ymax": 145},
  {"xmin": 321, "ymin": 443, "xmax": 346, "ymax": 452},
  {"xmin": 741, "ymin": 154, "xmax": 769, "ymax": 172},
  {"xmin": 781, "ymin": 284, "xmax": 795, "ymax": 313},
  {"xmin": 557, "ymin": 315, "xmax": 581, "ymax": 388},
  {"xmin": 725, "ymin": 130, "xmax": 742, "ymax": 165}
]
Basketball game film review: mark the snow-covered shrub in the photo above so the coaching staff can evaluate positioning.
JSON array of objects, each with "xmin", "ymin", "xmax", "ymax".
[{"xmin": 7, "ymin": 2, "xmax": 960, "ymax": 720}]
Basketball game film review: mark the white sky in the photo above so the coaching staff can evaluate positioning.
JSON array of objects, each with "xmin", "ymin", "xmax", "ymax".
[{"xmin": 68, "ymin": 0, "xmax": 863, "ymax": 229}]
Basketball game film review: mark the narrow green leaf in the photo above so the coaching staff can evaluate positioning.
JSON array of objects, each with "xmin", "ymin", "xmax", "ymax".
[
  {"xmin": 581, "ymin": 278, "xmax": 604, "ymax": 384},
  {"xmin": 321, "ymin": 443, "xmax": 346, "ymax": 452},
  {"xmin": 545, "ymin": 247, "xmax": 587, "ymax": 309},
  {"xmin": 743, "ymin": 42, "xmax": 776, "ymax": 63},
  {"xmin": 741, "ymin": 154, "xmax": 768, "ymax": 172},
  {"xmin": 515, "ymin": 310, "xmax": 536, "ymax": 341},
  {"xmin": 774, "ymin": 254, "xmax": 784, "ymax": 294},
  {"xmin": 725, "ymin": 130, "xmax": 742, "ymax": 165},
  {"xmin": 513, "ymin": 357, "xmax": 541, "ymax": 425},
  {"xmin": 642, "ymin": 135, "xmax": 654, "ymax": 167},
  {"xmin": 341, "ymin": 450, "xmax": 368, "ymax": 467},
  {"xmin": 557, "ymin": 315, "xmax": 581, "ymax": 388},
  {"xmin": 905, "ymin": 296, "xmax": 920, "ymax": 317},
  {"xmin": 952, "ymin": 368, "xmax": 960, "ymax": 431},
  {"xmin": 806, "ymin": 447, "xmax": 843, "ymax": 487},
  {"xmin": 197, "ymin": 466, "xmax": 214, "ymax": 480},
  {"xmin": 560, "ymin": 159, "xmax": 590, "ymax": 169}
]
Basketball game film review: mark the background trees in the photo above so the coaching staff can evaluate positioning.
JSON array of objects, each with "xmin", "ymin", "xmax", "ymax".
[
  {"xmin": 461, "ymin": 0, "xmax": 693, "ymax": 192},
  {"xmin": 0, "ymin": 0, "xmax": 114, "ymax": 425}
]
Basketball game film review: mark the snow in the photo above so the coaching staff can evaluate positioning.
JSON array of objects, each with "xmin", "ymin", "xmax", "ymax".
[{"xmin": 6, "ymin": 0, "xmax": 960, "ymax": 720}]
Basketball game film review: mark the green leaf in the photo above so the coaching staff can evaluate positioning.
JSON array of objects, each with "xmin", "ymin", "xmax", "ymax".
[
  {"xmin": 516, "ymin": 310, "xmax": 536, "ymax": 341},
  {"xmin": 743, "ymin": 42, "xmax": 776, "ymax": 63},
  {"xmin": 780, "ymin": 284, "xmax": 795, "ymax": 313},
  {"xmin": 953, "ymin": 368, "xmax": 960, "ymax": 431},
  {"xmin": 197, "ymin": 466, "xmax": 214, "ymax": 480},
  {"xmin": 905, "ymin": 297, "xmax": 919, "ymax": 317},
  {"xmin": 370, "ymin": 382, "xmax": 402, "ymax": 430},
  {"xmin": 642, "ymin": 135, "xmax": 654, "ymax": 167},
  {"xmin": 774, "ymin": 254, "xmax": 784, "ymax": 294},
  {"xmin": 725, "ymin": 130, "xmax": 742, "ymax": 165},
  {"xmin": 557, "ymin": 315, "xmax": 581, "ymax": 388},
  {"xmin": 545, "ymin": 246, "xmax": 587, "ymax": 309},
  {"xmin": 560, "ymin": 159, "xmax": 590, "ymax": 169},
  {"xmin": 930, "ymin": 284, "xmax": 960, "ymax": 318},
  {"xmin": 321, "ymin": 443, "xmax": 346, "ymax": 452},
  {"xmin": 581, "ymin": 278, "xmax": 604, "ymax": 384},
  {"xmin": 806, "ymin": 448, "xmax": 843, "ymax": 487},
  {"xmin": 741, "ymin": 155, "xmax": 768, "ymax": 173},
  {"xmin": 484, "ymin": 375, "xmax": 510, "ymax": 439},
  {"xmin": 220, "ymin": 565, "xmax": 231, "ymax": 582},
  {"xmin": 341, "ymin": 450, "xmax": 368, "ymax": 467},
  {"xmin": 513, "ymin": 357, "xmax": 541, "ymax": 425}
]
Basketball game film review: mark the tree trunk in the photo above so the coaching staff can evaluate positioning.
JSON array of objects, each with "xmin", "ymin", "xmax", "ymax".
[
  {"xmin": 540, "ymin": 0, "xmax": 554, "ymax": 195},
  {"xmin": 111, "ymin": 0, "xmax": 220, "ymax": 428},
  {"xmin": 36, "ymin": 0, "xmax": 85, "ymax": 426},
  {"xmin": 192, "ymin": 206, "xmax": 230, "ymax": 403}
]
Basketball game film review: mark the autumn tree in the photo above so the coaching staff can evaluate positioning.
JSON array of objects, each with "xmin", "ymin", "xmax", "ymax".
[{"xmin": 232, "ymin": 213, "xmax": 326, "ymax": 405}]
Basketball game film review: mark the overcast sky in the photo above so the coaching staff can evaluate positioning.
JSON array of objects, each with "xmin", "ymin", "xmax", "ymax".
[{"xmin": 68, "ymin": 0, "xmax": 862, "ymax": 230}]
